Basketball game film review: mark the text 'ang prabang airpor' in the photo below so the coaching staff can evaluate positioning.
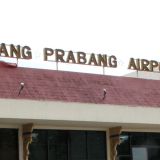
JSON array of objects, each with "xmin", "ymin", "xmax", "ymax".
[{"xmin": 0, "ymin": 43, "xmax": 160, "ymax": 72}]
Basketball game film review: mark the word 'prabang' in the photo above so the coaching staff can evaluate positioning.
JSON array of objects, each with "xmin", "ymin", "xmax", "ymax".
[{"xmin": 44, "ymin": 48, "xmax": 117, "ymax": 67}]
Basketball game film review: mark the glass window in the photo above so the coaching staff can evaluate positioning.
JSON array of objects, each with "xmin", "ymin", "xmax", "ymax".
[
  {"xmin": 132, "ymin": 147, "xmax": 148, "ymax": 160},
  {"xmin": 148, "ymin": 148, "xmax": 160, "ymax": 160},
  {"xmin": 29, "ymin": 129, "xmax": 107, "ymax": 160},
  {"xmin": 69, "ymin": 131, "xmax": 86, "ymax": 160},
  {"xmin": 87, "ymin": 131, "xmax": 106, "ymax": 160},
  {"xmin": 29, "ymin": 130, "xmax": 47, "ymax": 160},
  {"xmin": 0, "ymin": 128, "xmax": 19, "ymax": 160},
  {"xmin": 117, "ymin": 133, "xmax": 130, "ymax": 155},
  {"xmin": 117, "ymin": 132, "xmax": 160, "ymax": 160},
  {"xmin": 48, "ymin": 130, "xmax": 68, "ymax": 160}
]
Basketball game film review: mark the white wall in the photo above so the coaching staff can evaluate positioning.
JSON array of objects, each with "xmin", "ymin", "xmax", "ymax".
[
  {"xmin": 125, "ymin": 71, "xmax": 160, "ymax": 80},
  {"xmin": 0, "ymin": 99, "xmax": 160, "ymax": 131}
]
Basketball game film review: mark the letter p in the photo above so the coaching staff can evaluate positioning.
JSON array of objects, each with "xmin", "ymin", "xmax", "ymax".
[{"xmin": 44, "ymin": 48, "xmax": 54, "ymax": 61}]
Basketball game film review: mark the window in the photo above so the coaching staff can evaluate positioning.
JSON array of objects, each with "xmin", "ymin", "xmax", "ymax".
[
  {"xmin": 29, "ymin": 129, "xmax": 107, "ymax": 160},
  {"xmin": 0, "ymin": 128, "xmax": 19, "ymax": 160},
  {"xmin": 117, "ymin": 132, "xmax": 160, "ymax": 160},
  {"xmin": 132, "ymin": 147, "xmax": 148, "ymax": 160}
]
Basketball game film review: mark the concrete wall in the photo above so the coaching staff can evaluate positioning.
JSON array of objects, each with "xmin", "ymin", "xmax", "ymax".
[{"xmin": 0, "ymin": 98, "xmax": 160, "ymax": 130}]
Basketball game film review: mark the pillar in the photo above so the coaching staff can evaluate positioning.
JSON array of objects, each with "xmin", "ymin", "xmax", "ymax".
[
  {"xmin": 109, "ymin": 126, "xmax": 122, "ymax": 160},
  {"xmin": 22, "ymin": 123, "xmax": 34, "ymax": 160}
]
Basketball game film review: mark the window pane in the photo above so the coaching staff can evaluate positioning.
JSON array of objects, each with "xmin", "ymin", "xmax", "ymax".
[
  {"xmin": 0, "ymin": 128, "xmax": 18, "ymax": 160},
  {"xmin": 48, "ymin": 130, "xmax": 68, "ymax": 160},
  {"xmin": 118, "ymin": 156, "xmax": 132, "ymax": 160},
  {"xmin": 69, "ymin": 131, "xmax": 86, "ymax": 160},
  {"xmin": 132, "ymin": 147, "xmax": 148, "ymax": 160},
  {"xmin": 118, "ymin": 132, "xmax": 160, "ymax": 160},
  {"xmin": 29, "ymin": 130, "xmax": 48, "ymax": 160},
  {"xmin": 146, "ymin": 133, "xmax": 160, "ymax": 146},
  {"xmin": 29, "ymin": 129, "xmax": 107, "ymax": 160},
  {"xmin": 117, "ymin": 133, "xmax": 130, "ymax": 155},
  {"xmin": 148, "ymin": 148, "xmax": 160, "ymax": 160},
  {"xmin": 87, "ymin": 131, "xmax": 106, "ymax": 160},
  {"xmin": 131, "ymin": 132, "xmax": 148, "ymax": 146}
]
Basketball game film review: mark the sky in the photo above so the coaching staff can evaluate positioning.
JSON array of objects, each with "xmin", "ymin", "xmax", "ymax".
[{"xmin": 0, "ymin": 0, "xmax": 160, "ymax": 76}]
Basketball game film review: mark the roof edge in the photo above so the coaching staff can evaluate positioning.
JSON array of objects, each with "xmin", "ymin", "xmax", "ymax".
[{"xmin": 0, "ymin": 61, "xmax": 17, "ymax": 68}]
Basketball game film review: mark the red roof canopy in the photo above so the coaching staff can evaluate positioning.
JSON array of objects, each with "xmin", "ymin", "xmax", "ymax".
[{"xmin": 0, "ymin": 62, "xmax": 160, "ymax": 107}]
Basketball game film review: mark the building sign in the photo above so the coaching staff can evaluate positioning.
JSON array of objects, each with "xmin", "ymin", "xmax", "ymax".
[
  {"xmin": 0, "ymin": 43, "xmax": 159, "ymax": 72},
  {"xmin": 0, "ymin": 43, "xmax": 32, "ymax": 59},
  {"xmin": 0, "ymin": 43, "xmax": 117, "ymax": 68},
  {"xmin": 128, "ymin": 58, "xmax": 160, "ymax": 72},
  {"xmin": 43, "ymin": 48, "xmax": 117, "ymax": 68}
]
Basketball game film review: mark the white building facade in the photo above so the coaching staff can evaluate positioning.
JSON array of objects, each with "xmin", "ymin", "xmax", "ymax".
[{"xmin": 0, "ymin": 61, "xmax": 160, "ymax": 160}]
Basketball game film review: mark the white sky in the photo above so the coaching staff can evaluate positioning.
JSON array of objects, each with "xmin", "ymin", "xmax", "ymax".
[{"xmin": 1, "ymin": 0, "xmax": 160, "ymax": 76}]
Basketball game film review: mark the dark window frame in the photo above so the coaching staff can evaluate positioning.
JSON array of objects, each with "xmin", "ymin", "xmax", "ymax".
[
  {"xmin": 0, "ymin": 128, "xmax": 19, "ymax": 160},
  {"xmin": 29, "ymin": 129, "xmax": 107, "ymax": 160},
  {"xmin": 117, "ymin": 131, "xmax": 160, "ymax": 160}
]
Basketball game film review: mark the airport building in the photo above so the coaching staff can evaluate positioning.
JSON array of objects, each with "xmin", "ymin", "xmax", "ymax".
[{"xmin": 0, "ymin": 61, "xmax": 160, "ymax": 160}]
